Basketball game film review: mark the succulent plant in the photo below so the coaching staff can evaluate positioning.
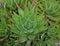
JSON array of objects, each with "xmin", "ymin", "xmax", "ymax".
[{"xmin": 0, "ymin": 0, "xmax": 60, "ymax": 46}]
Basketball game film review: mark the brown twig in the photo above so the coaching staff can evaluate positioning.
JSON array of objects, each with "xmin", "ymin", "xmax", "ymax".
[
  {"xmin": 16, "ymin": 3, "xmax": 20, "ymax": 8},
  {"xmin": 4, "ymin": 2, "xmax": 6, "ymax": 9}
]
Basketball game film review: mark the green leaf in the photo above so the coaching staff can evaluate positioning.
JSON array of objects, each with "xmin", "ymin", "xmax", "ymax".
[{"xmin": 19, "ymin": 35, "xmax": 27, "ymax": 43}]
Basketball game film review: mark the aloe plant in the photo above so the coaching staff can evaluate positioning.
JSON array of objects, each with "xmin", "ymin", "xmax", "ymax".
[{"xmin": 0, "ymin": 0, "xmax": 60, "ymax": 46}]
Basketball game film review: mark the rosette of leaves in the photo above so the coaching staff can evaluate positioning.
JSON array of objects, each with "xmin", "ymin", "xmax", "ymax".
[
  {"xmin": 34, "ymin": 0, "xmax": 60, "ymax": 46},
  {"xmin": 10, "ymin": 2, "xmax": 48, "ymax": 43},
  {"xmin": 0, "ymin": 0, "xmax": 60, "ymax": 46},
  {"xmin": 38, "ymin": 0, "xmax": 60, "ymax": 21},
  {"xmin": 44, "ymin": 0, "xmax": 60, "ymax": 22},
  {"xmin": 38, "ymin": 0, "xmax": 60, "ymax": 37},
  {"xmin": 46, "ymin": 0, "xmax": 60, "ymax": 39}
]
